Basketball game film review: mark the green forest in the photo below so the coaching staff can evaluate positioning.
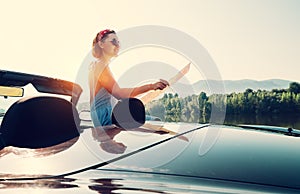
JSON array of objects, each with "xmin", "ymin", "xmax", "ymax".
[{"xmin": 145, "ymin": 82, "xmax": 300, "ymax": 124}]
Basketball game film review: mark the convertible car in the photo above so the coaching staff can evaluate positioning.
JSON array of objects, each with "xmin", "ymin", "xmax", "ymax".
[{"xmin": 0, "ymin": 70, "xmax": 300, "ymax": 193}]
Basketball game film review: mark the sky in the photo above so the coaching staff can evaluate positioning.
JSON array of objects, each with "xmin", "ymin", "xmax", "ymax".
[{"xmin": 1, "ymin": 0, "xmax": 300, "ymax": 84}]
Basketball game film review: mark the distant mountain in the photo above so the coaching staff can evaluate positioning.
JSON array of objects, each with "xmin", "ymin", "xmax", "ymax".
[{"xmin": 172, "ymin": 79, "xmax": 293, "ymax": 97}]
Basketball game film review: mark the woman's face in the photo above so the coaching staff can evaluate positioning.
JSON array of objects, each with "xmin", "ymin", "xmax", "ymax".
[{"xmin": 99, "ymin": 33, "xmax": 120, "ymax": 57}]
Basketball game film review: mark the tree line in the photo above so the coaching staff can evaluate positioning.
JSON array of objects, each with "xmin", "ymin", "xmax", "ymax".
[{"xmin": 145, "ymin": 82, "xmax": 300, "ymax": 123}]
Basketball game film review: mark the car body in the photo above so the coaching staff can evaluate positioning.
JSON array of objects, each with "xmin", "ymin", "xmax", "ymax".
[{"xmin": 0, "ymin": 70, "xmax": 300, "ymax": 193}]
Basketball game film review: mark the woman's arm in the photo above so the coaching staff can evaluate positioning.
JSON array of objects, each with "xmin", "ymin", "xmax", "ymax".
[{"xmin": 99, "ymin": 67, "xmax": 169, "ymax": 99}]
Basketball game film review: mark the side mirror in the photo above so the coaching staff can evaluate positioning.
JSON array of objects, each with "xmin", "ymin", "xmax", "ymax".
[{"xmin": 0, "ymin": 86, "xmax": 24, "ymax": 97}]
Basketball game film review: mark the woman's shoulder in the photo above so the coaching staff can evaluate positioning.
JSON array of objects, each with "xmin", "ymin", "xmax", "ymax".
[
  {"xmin": 89, "ymin": 60, "xmax": 111, "ymax": 77},
  {"xmin": 89, "ymin": 60, "xmax": 105, "ymax": 70}
]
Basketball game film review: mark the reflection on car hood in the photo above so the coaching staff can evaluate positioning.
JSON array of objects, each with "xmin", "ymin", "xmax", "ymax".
[{"xmin": 0, "ymin": 121, "xmax": 300, "ymax": 192}]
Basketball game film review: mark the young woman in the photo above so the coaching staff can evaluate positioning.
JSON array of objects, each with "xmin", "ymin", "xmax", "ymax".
[{"xmin": 89, "ymin": 29, "xmax": 169, "ymax": 127}]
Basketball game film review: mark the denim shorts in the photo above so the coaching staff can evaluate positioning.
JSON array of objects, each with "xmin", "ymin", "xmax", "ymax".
[{"xmin": 90, "ymin": 105, "xmax": 112, "ymax": 127}]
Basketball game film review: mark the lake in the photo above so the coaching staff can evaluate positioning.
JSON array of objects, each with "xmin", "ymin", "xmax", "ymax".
[{"xmin": 223, "ymin": 114, "xmax": 300, "ymax": 130}]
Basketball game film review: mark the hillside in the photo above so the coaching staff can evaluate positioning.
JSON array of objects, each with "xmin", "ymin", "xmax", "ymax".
[{"xmin": 172, "ymin": 79, "xmax": 292, "ymax": 97}]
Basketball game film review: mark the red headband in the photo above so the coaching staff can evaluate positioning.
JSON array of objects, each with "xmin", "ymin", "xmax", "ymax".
[{"xmin": 97, "ymin": 29, "xmax": 113, "ymax": 41}]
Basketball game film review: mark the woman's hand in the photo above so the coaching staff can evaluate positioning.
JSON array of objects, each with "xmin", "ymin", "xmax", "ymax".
[{"xmin": 151, "ymin": 79, "xmax": 169, "ymax": 90}]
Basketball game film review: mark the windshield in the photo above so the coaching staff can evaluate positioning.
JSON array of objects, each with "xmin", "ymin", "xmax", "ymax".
[{"xmin": 0, "ymin": 70, "xmax": 82, "ymax": 125}]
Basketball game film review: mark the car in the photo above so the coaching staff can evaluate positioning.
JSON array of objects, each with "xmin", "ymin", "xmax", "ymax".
[{"xmin": 0, "ymin": 70, "xmax": 300, "ymax": 193}]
